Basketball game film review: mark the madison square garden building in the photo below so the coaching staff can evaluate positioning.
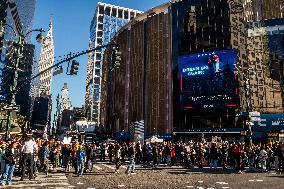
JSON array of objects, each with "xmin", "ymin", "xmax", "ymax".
[{"xmin": 100, "ymin": 0, "xmax": 284, "ymax": 142}]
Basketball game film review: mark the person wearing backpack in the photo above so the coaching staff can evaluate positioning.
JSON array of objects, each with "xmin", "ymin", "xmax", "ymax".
[{"xmin": 76, "ymin": 145, "xmax": 86, "ymax": 177}]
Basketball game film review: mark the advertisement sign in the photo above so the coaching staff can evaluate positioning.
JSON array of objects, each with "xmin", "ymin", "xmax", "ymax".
[{"xmin": 179, "ymin": 49, "xmax": 239, "ymax": 109}]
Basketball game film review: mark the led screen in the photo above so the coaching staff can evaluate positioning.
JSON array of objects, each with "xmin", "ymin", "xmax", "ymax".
[{"xmin": 179, "ymin": 49, "xmax": 239, "ymax": 109}]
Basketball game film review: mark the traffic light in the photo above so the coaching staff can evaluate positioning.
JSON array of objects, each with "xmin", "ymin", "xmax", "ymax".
[
  {"xmin": 112, "ymin": 47, "xmax": 121, "ymax": 69},
  {"xmin": 70, "ymin": 60, "xmax": 79, "ymax": 75}
]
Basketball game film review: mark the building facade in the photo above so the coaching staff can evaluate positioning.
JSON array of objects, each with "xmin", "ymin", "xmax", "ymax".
[
  {"xmin": 31, "ymin": 96, "xmax": 51, "ymax": 132},
  {"xmin": 100, "ymin": 0, "xmax": 284, "ymax": 140},
  {"xmin": 60, "ymin": 83, "xmax": 72, "ymax": 111},
  {"xmin": 0, "ymin": 0, "xmax": 36, "ymax": 118},
  {"xmin": 38, "ymin": 19, "xmax": 54, "ymax": 96},
  {"xmin": 85, "ymin": 2, "xmax": 142, "ymax": 123}
]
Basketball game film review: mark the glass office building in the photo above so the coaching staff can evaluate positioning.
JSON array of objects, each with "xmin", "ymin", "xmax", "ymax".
[{"xmin": 85, "ymin": 2, "xmax": 142, "ymax": 123}]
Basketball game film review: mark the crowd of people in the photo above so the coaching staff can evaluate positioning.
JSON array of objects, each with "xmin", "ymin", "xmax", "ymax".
[{"xmin": 0, "ymin": 134, "xmax": 284, "ymax": 186}]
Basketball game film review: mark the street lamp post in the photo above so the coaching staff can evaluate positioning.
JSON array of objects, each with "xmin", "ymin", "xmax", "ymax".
[{"xmin": 0, "ymin": 21, "xmax": 45, "ymax": 140}]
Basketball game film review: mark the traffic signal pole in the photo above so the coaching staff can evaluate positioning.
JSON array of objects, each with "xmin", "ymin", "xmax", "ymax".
[{"xmin": 15, "ymin": 44, "xmax": 111, "ymax": 92}]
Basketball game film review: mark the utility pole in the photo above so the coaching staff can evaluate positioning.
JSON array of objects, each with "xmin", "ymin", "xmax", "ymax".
[{"xmin": 5, "ymin": 35, "xmax": 23, "ymax": 139}]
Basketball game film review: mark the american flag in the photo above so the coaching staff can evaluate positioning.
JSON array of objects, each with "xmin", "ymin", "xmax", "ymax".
[{"xmin": 129, "ymin": 120, "xmax": 144, "ymax": 140}]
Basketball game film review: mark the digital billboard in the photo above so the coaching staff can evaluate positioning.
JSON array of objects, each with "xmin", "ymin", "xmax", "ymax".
[{"xmin": 179, "ymin": 49, "xmax": 239, "ymax": 109}]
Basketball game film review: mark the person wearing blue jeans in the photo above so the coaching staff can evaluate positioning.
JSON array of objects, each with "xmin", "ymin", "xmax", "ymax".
[
  {"xmin": 76, "ymin": 146, "xmax": 85, "ymax": 177},
  {"xmin": 126, "ymin": 142, "xmax": 135, "ymax": 175},
  {"xmin": 0, "ymin": 142, "xmax": 17, "ymax": 186}
]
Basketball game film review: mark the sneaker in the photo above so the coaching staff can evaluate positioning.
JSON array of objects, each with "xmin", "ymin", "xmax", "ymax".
[{"xmin": 0, "ymin": 182, "xmax": 5, "ymax": 186}]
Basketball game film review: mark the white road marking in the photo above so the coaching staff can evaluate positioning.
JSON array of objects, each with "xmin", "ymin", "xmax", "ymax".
[
  {"xmin": 118, "ymin": 184, "xmax": 126, "ymax": 187},
  {"xmin": 216, "ymin": 182, "xmax": 228, "ymax": 185},
  {"xmin": 77, "ymin": 182, "xmax": 84, "ymax": 185},
  {"xmin": 198, "ymin": 181, "xmax": 204, "ymax": 183},
  {"xmin": 249, "ymin": 180, "xmax": 254, "ymax": 182},
  {"xmin": 186, "ymin": 186, "xmax": 194, "ymax": 188},
  {"xmin": 256, "ymin": 180, "xmax": 263, "ymax": 182},
  {"xmin": 94, "ymin": 165, "xmax": 103, "ymax": 170},
  {"xmin": 222, "ymin": 187, "xmax": 230, "ymax": 189},
  {"xmin": 103, "ymin": 164, "xmax": 115, "ymax": 170}
]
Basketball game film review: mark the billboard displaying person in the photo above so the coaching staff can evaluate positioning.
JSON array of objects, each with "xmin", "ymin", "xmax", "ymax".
[{"xmin": 179, "ymin": 49, "xmax": 239, "ymax": 109}]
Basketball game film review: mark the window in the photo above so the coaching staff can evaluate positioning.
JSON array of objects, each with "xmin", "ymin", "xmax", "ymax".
[
  {"xmin": 112, "ymin": 8, "xmax": 117, "ymax": 17},
  {"xmin": 124, "ymin": 11, "xmax": 129, "ymax": 19},
  {"xmin": 99, "ymin": 6, "xmax": 104, "ymax": 14},
  {"xmin": 97, "ymin": 38, "xmax": 102, "ymax": 45},
  {"xmin": 98, "ymin": 16, "xmax": 103, "ymax": 23},
  {"xmin": 95, "ymin": 61, "xmax": 100, "ymax": 68},
  {"xmin": 130, "ymin": 12, "xmax": 135, "ymax": 19},
  {"xmin": 95, "ymin": 69, "xmax": 100, "ymax": 76},
  {"xmin": 105, "ymin": 7, "xmax": 110, "ymax": 15},
  {"xmin": 97, "ymin": 31, "xmax": 103, "ymax": 38},
  {"xmin": 118, "ymin": 10, "xmax": 123, "ymax": 18},
  {"xmin": 98, "ymin": 24, "xmax": 103, "ymax": 30}
]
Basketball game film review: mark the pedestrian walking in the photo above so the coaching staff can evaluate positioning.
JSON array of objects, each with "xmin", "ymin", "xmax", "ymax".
[
  {"xmin": 20, "ymin": 136, "xmax": 37, "ymax": 181},
  {"xmin": 126, "ymin": 142, "xmax": 135, "ymax": 175},
  {"xmin": 114, "ymin": 143, "xmax": 122, "ymax": 173},
  {"xmin": 0, "ymin": 142, "xmax": 18, "ymax": 186},
  {"xmin": 76, "ymin": 145, "xmax": 85, "ymax": 177},
  {"xmin": 42, "ymin": 141, "xmax": 50, "ymax": 176}
]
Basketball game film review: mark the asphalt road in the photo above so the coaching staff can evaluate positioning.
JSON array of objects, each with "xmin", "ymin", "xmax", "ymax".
[{"xmin": 66, "ymin": 163, "xmax": 284, "ymax": 189}]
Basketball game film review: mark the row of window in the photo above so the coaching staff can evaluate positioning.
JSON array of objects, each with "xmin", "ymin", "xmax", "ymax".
[{"xmin": 98, "ymin": 5, "xmax": 138, "ymax": 20}]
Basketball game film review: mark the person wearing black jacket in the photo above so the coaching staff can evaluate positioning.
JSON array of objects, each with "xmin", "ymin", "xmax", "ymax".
[
  {"xmin": 274, "ymin": 142, "xmax": 284, "ymax": 174},
  {"xmin": 0, "ymin": 142, "xmax": 18, "ymax": 186},
  {"xmin": 125, "ymin": 142, "xmax": 135, "ymax": 175}
]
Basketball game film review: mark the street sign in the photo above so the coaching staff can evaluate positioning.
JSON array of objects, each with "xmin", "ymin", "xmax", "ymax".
[{"xmin": 3, "ymin": 105, "xmax": 20, "ymax": 112}]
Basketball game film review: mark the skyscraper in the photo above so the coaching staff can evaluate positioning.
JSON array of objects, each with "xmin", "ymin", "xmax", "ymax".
[
  {"xmin": 0, "ymin": 0, "xmax": 36, "ymax": 118},
  {"xmin": 38, "ymin": 18, "xmax": 54, "ymax": 96},
  {"xmin": 3, "ymin": 0, "xmax": 36, "ymax": 43},
  {"xmin": 60, "ymin": 83, "xmax": 72, "ymax": 111},
  {"xmin": 85, "ymin": 2, "xmax": 142, "ymax": 123}
]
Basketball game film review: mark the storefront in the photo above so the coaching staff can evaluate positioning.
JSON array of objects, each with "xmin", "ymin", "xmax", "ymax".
[
  {"xmin": 267, "ymin": 132, "xmax": 280, "ymax": 144},
  {"xmin": 172, "ymin": 128, "xmax": 246, "ymax": 142}
]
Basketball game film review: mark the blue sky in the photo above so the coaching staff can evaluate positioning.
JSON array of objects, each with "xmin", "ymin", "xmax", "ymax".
[{"xmin": 32, "ymin": 0, "xmax": 168, "ymax": 114}]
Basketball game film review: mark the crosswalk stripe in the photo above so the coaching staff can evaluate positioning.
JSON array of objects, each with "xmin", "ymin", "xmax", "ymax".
[
  {"xmin": 94, "ymin": 165, "xmax": 103, "ymax": 170},
  {"xmin": 102, "ymin": 164, "xmax": 115, "ymax": 170},
  {"xmin": 0, "ymin": 172, "xmax": 72, "ymax": 188}
]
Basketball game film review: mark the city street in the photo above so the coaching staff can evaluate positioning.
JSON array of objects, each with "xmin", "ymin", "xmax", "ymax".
[
  {"xmin": 65, "ymin": 163, "xmax": 284, "ymax": 189},
  {"xmin": 1, "ymin": 162, "xmax": 283, "ymax": 189}
]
